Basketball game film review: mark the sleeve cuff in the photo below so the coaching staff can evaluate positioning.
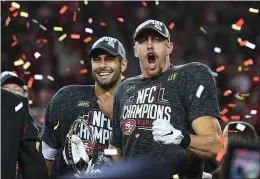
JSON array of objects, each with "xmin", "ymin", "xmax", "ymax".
[{"xmin": 42, "ymin": 141, "xmax": 58, "ymax": 160}]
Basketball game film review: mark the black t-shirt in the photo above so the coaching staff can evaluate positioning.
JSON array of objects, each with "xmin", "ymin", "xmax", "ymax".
[
  {"xmin": 40, "ymin": 85, "xmax": 112, "ymax": 176},
  {"xmin": 110, "ymin": 62, "xmax": 221, "ymax": 178}
]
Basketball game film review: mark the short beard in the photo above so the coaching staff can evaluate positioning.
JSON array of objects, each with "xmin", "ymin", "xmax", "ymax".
[{"xmin": 95, "ymin": 78, "xmax": 119, "ymax": 90}]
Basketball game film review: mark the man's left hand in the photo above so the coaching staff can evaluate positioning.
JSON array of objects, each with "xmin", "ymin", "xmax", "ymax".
[
  {"xmin": 97, "ymin": 92, "xmax": 113, "ymax": 119},
  {"xmin": 152, "ymin": 119, "xmax": 184, "ymax": 145}
]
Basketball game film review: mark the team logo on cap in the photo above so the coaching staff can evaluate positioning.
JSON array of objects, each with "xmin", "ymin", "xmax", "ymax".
[
  {"xmin": 107, "ymin": 41, "xmax": 115, "ymax": 48},
  {"xmin": 122, "ymin": 119, "xmax": 136, "ymax": 135},
  {"xmin": 154, "ymin": 24, "xmax": 162, "ymax": 31}
]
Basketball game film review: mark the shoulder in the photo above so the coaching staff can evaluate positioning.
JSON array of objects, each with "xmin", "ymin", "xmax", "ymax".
[
  {"xmin": 54, "ymin": 85, "xmax": 94, "ymax": 97},
  {"xmin": 1, "ymin": 88, "xmax": 28, "ymax": 104},
  {"xmin": 116, "ymin": 76, "xmax": 141, "ymax": 93}
]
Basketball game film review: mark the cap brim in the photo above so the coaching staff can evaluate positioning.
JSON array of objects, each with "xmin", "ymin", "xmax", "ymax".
[
  {"xmin": 134, "ymin": 27, "xmax": 168, "ymax": 41},
  {"xmin": 1, "ymin": 76, "xmax": 25, "ymax": 86},
  {"xmin": 88, "ymin": 46, "xmax": 120, "ymax": 58}
]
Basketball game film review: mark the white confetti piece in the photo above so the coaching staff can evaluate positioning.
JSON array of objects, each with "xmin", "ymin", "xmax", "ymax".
[
  {"xmin": 47, "ymin": 75, "xmax": 54, "ymax": 81},
  {"xmin": 249, "ymin": 8, "xmax": 259, "ymax": 13},
  {"xmin": 196, "ymin": 85, "xmax": 204, "ymax": 98},
  {"xmin": 84, "ymin": 0, "xmax": 88, "ymax": 5},
  {"xmin": 104, "ymin": 149, "xmax": 118, "ymax": 155},
  {"xmin": 39, "ymin": 24, "xmax": 47, "ymax": 31},
  {"xmin": 34, "ymin": 74, "xmax": 43, "ymax": 80},
  {"xmin": 231, "ymin": 24, "xmax": 241, "ymax": 31},
  {"xmin": 15, "ymin": 102, "xmax": 23, "ymax": 112},
  {"xmin": 29, "ymin": 100, "xmax": 33, "ymax": 105},
  {"xmin": 11, "ymin": 2, "xmax": 20, "ymax": 9},
  {"xmin": 245, "ymin": 41, "xmax": 256, "ymax": 49},
  {"xmin": 245, "ymin": 115, "xmax": 251, "ymax": 119},
  {"xmin": 200, "ymin": 27, "xmax": 207, "ymax": 34},
  {"xmin": 214, "ymin": 47, "xmax": 221, "ymax": 53},
  {"xmin": 32, "ymin": 19, "xmax": 38, "ymax": 24},
  {"xmin": 34, "ymin": 52, "xmax": 41, "ymax": 59},
  {"xmin": 236, "ymin": 123, "xmax": 246, "ymax": 132},
  {"xmin": 250, "ymin": 110, "xmax": 257, "ymax": 115},
  {"xmin": 85, "ymin": 28, "xmax": 93, "ymax": 34},
  {"xmin": 155, "ymin": 0, "xmax": 159, "ymax": 6}
]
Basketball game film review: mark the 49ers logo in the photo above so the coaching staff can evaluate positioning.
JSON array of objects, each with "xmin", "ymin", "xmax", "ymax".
[
  {"xmin": 83, "ymin": 140, "xmax": 94, "ymax": 153},
  {"xmin": 122, "ymin": 119, "xmax": 136, "ymax": 135}
]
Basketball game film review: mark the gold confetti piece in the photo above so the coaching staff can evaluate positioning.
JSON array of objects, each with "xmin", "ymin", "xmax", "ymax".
[
  {"xmin": 173, "ymin": 174, "xmax": 179, "ymax": 179},
  {"xmin": 237, "ymin": 38, "xmax": 242, "ymax": 43},
  {"xmin": 231, "ymin": 24, "xmax": 241, "ymax": 31},
  {"xmin": 241, "ymin": 93, "xmax": 250, "ymax": 97},
  {"xmin": 155, "ymin": 0, "xmax": 159, "ymax": 6},
  {"xmin": 228, "ymin": 103, "xmax": 236, "ymax": 108},
  {"xmin": 200, "ymin": 27, "xmax": 207, "ymax": 34},
  {"xmin": 53, "ymin": 27, "xmax": 63, "ymax": 31},
  {"xmin": 23, "ymin": 61, "xmax": 31, "ymax": 70},
  {"xmin": 54, "ymin": 120, "xmax": 59, "ymax": 130},
  {"xmin": 47, "ymin": 75, "xmax": 54, "ymax": 81},
  {"xmin": 20, "ymin": 11, "xmax": 28, "ymax": 18},
  {"xmin": 239, "ymin": 40, "xmax": 248, "ymax": 46},
  {"xmin": 14, "ymin": 59, "xmax": 24, "ymax": 66},
  {"xmin": 84, "ymin": 0, "xmax": 88, "ymax": 5},
  {"xmin": 249, "ymin": 8, "xmax": 259, "ymax": 13},
  {"xmin": 24, "ymin": 71, "xmax": 31, "ymax": 75},
  {"xmin": 29, "ymin": 100, "xmax": 33, "ymax": 104},
  {"xmin": 5, "ymin": 16, "xmax": 11, "ymax": 26},
  {"xmin": 36, "ymin": 141, "xmax": 40, "ymax": 152},
  {"xmin": 11, "ymin": 2, "xmax": 20, "ymax": 9},
  {"xmin": 58, "ymin": 34, "xmax": 67, "ymax": 41},
  {"xmin": 238, "ymin": 66, "xmax": 242, "ymax": 72}
]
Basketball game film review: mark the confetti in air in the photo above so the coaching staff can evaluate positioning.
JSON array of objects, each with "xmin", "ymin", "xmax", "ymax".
[
  {"xmin": 59, "ymin": 5, "xmax": 68, "ymax": 14},
  {"xmin": 249, "ymin": 8, "xmax": 259, "ymax": 13},
  {"xmin": 54, "ymin": 121, "xmax": 59, "ymax": 130},
  {"xmin": 11, "ymin": 2, "xmax": 20, "ymax": 9},
  {"xmin": 15, "ymin": 102, "xmax": 23, "ymax": 112},
  {"xmin": 27, "ymin": 77, "xmax": 34, "ymax": 88},
  {"xmin": 54, "ymin": 27, "xmax": 63, "ymax": 31},
  {"xmin": 80, "ymin": 69, "xmax": 88, "ymax": 74},
  {"xmin": 235, "ymin": 18, "xmax": 244, "ymax": 27},
  {"xmin": 196, "ymin": 85, "xmax": 204, "ymax": 98},
  {"xmin": 34, "ymin": 52, "xmax": 41, "ymax": 59},
  {"xmin": 71, "ymin": 34, "xmax": 80, "ymax": 39},
  {"xmin": 155, "ymin": 0, "xmax": 159, "ymax": 6},
  {"xmin": 216, "ymin": 148, "xmax": 226, "ymax": 162},
  {"xmin": 250, "ymin": 110, "xmax": 257, "ymax": 115},
  {"xmin": 236, "ymin": 123, "xmax": 246, "ymax": 131},
  {"xmin": 88, "ymin": 18, "xmax": 93, "ymax": 24},
  {"xmin": 220, "ymin": 108, "xmax": 229, "ymax": 115},
  {"xmin": 58, "ymin": 34, "xmax": 67, "ymax": 41},
  {"xmin": 169, "ymin": 22, "xmax": 175, "ymax": 30},
  {"xmin": 117, "ymin": 18, "xmax": 124, "ymax": 23},
  {"xmin": 85, "ymin": 28, "xmax": 93, "ymax": 34},
  {"xmin": 231, "ymin": 24, "xmax": 241, "ymax": 31},
  {"xmin": 244, "ymin": 41, "xmax": 256, "ymax": 49},
  {"xmin": 231, "ymin": 116, "xmax": 240, "ymax": 120},
  {"xmin": 20, "ymin": 11, "xmax": 29, "ymax": 18},
  {"xmin": 84, "ymin": 0, "xmax": 88, "ymax": 5},
  {"xmin": 34, "ymin": 74, "xmax": 43, "ymax": 80},
  {"xmin": 47, "ymin": 75, "xmax": 54, "ymax": 81},
  {"xmin": 100, "ymin": 22, "xmax": 106, "ymax": 26},
  {"xmin": 200, "ymin": 27, "xmax": 207, "ymax": 34},
  {"xmin": 142, "ymin": 1, "xmax": 147, "ymax": 7},
  {"xmin": 214, "ymin": 47, "xmax": 221, "ymax": 53},
  {"xmin": 14, "ymin": 59, "xmax": 24, "ymax": 66},
  {"xmin": 84, "ymin": 37, "xmax": 92, "ymax": 43},
  {"xmin": 23, "ymin": 61, "xmax": 31, "ymax": 70},
  {"xmin": 243, "ymin": 59, "xmax": 253, "ymax": 66},
  {"xmin": 221, "ymin": 116, "xmax": 229, "ymax": 123},
  {"xmin": 216, "ymin": 66, "xmax": 225, "ymax": 73}
]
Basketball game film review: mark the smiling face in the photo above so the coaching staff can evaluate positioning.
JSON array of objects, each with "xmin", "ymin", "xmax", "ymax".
[
  {"xmin": 2, "ymin": 83, "xmax": 26, "ymax": 96},
  {"xmin": 134, "ymin": 29, "xmax": 173, "ymax": 78}
]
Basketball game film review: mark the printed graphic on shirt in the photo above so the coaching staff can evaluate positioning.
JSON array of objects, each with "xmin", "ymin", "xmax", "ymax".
[{"xmin": 121, "ymin": 85, "xmax": 171, "ymax": 135}]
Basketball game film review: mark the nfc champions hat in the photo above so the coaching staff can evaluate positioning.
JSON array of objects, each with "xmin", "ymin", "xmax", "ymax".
[
  {"xmin": 1, "ymin": 71, "xmax": 25, "ymax": 87},
  {"xmin": 88, "ymin": 36, "xmax": 126, "ymax": 59},
  {"xmin": 134, "ymin": 19, "xmax": 170, "ymax": 42}
]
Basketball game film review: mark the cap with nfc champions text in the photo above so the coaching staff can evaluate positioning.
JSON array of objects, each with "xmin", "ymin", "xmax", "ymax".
[
  {"xmin": 134, "ymin": 19, "xmax": 170, "ymax": 42},
  {"xmin": 88, "ymin": 36, "xmax": 126, "ymax": 59},
  {"xmin": 1, "ymin": 71, "xmax": 25, "ymax": 86}
]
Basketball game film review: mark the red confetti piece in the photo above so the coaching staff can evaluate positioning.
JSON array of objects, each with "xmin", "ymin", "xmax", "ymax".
[
  {"xmin": 42, "ymin": 39, "xmax": 48, "ymax": 43},
  {"xmin": 239, "ymin": 40, "xmax": 248, "ymax": 46},
  {"xmin": 216, "ymin": 148, "xmax": 226, "ymax": 162},
  {"xmin": 9, "ymin": 6, "xmax": 16, "ymax": 12},
  {"xmin": 235, "ymin": 18, "xmax": 244, "ymax": 27},
  {"xmin": 71, "ymin": 34, "xmax": 80, "ymax": 39},
  {"xmin": 84, "ymin": 37, "xmax": 92, "ymax": 43},
  {"xmin": 13, "ymin": 11, "xmax": 19, "ymax": 17},
  {"xmin": 40, "ymin": 118, "xmax": 44, "ymax": 125},
  {"xmin": 80, "ymin": 69, "xmax": 88, "ymax": 74},
  {"xmin": 11, "ymin": 41, "xmax": 18, "ymax": 47},
  {"xmin": 88, "ymin": 18, "xmax": 93, "ymax": 24},
  {"xmin": 100, "ymin": 22, "xmax": 106, "ymax": 26},
  {"xmin": 21, "ymin": 53, "xmax": 26, "ymax": 60},
  {"xmin": 231, "ymin": 115, "xmax": 240, "ymax": 120},
  {"xmin": 59, "ymin": 5, "xmax": 68, "ymax": 14},
  {"xmin": 168, "ymin": 22, "xmax": 175, "ymax": 30},
  {"xmin": 219, "ymin": 136, "xmax": 225, "ymax": 145},
  {"xmin": 221, "ymin": 116, "xmax": 229, "ymax": 123},
  {"xmin": 36, "ymin": 38, "xmax": 42, "ymax": 44},
  {"xmin": 27, "ymin": 77, "xmax": 34, "ymax": 88},
  {"xmin": 228, "ymin": 130, "xmax": 238, "ymax": 133},
  {"xmin": 228, "ymin": 103, "xmax": 236, "ymax": 108},
  {"xmin": 26, "ymin": 22, "xmax": 30, "ymax": 28},
  {"xmin": 243, "ymin": 59, "xmax": 253, "ymax": 66},
  {"xmin": 220, "ymin": 108, "xmax": 229, "ymax": 115},
  {"xmin": 253, "ymin": 76, "xmax": 259, "ymax": 82},
  {"xmin": 117, "ymin": 18, "xmax": 124, "ymax": 22},
  {"xmin": 23, "ymin": 124, "xmax": 28, "ymax": 133},
  {"xmin": 216, "ymin": 66, "xmax": 225, "ymax": 72},
  {"xmin": 66, "ymin": 67, "xmax": 71, "ymax": 72},
  {"xmin": 142, "ymin": 1, "xmax": 147, "ymax": 7},
  {"xmin": 12, "ymin": 34, "xmax": 17, "ymax": 41},
  {"xmin": 224, "ymin": 90, "xmax": 232, "ymax": 96},
  {"xmin": 73, "ymin": 12, "xmax": 77, "ymax": 22}
]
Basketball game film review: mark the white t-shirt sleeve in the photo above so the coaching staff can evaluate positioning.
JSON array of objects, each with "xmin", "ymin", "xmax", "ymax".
[{"xmin": 42, "ymin": 141, "xmax": 59, "ymax": 160}]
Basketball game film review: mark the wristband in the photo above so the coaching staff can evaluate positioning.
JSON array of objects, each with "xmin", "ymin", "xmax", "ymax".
[{"xmin": 180, "ymin": 131, "xmax": 191, "ymax": 148}]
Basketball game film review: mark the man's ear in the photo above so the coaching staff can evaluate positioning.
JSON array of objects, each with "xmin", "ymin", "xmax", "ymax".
[
  {"xmin": 166, "ymin": 42, "xmax": 173, "ymax": 55},
  {"xmin": 121, "ymin": 59, "xmax": 128, "ymax": 73},
  {"xmin": 133, "ymin": 45, "xmax": 138, "ymax": 58}
]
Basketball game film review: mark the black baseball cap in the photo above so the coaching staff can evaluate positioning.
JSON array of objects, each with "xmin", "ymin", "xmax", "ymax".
[
  {"xmin": 88, "ymin": 36, "xmax": 126, "ymax": 59},
  {"xmin": 1, "ymin": 71, "xmax": 25, "ymax": 87},
  {"xmin": 134, "ymin": 19, "xmax": 170, "ymax": 42}
]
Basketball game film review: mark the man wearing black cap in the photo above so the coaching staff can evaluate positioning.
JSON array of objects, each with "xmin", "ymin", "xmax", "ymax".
[
  {"xmin": 40, "ymin": 36, "xmax": 127, "ymax": 178},
  {"xmin": 1, "ymin": 71, "xmax": 28, "ymax": 96},
  {"xmin": 109, "ymin": 19, "xmax": 222, "ymax": 178}
]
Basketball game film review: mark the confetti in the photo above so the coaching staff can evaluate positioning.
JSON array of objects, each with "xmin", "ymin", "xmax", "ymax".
[
  {"xmin": 21, "ymin": 53, "xmax": 26, "ymax": 60},
  {"xmin": 32, "ymin": 19, "xmax": 38, "ymax": 24},
  {"xmin": 241, "ymin": 93, "xmax": 250, "ymax": 97},
  {"xmin": 216, "ymin": 148, "xmax": 226, "ymax": 162},
  {"xmin": 214, "ymin": 47, "xmax": 221, "ymax": 53},
  {"xmin": 236, "ymin": 123, "xmax": 246, "ymax": 131},
  {"xmin": 26, "ymin": 22, "xmax": 30, "ymax": 28},
  {"xmin": 34, "ymin": 74, "xmax": 43, "ymax": 80},
  {"xmin": 168, "ymin": 22, "xmax": 175, "ymax": 30},
  {"xmin": 47, "ymin": 75, "xmax": 54, "ymax": 81},
  {"xmin": 20, "ymin": 11, "xmax": 29, "ymax": 18},
  {"xmin": 245, "ymin": 41, "xmax": 256, "ymax": 49},
  {"xmin": 13, "ymin": 11, "xmax": 19, "ymax": 18},
  {"xmin": 29, "ymin": 100, "xmax": 33, "ymax": 104},
  {"xmin": 196, "ymin": 85, "xmax": 204, "ymax": 98},
  {"xmin": 142, "ymin": 1, "xmax": 147, "ymax": 7},
  {"xmin": 39, "ymin": 24, "xmax": 47, "ymax": 31},
  {"xmin": 11, "ymin": 2, "xmax": 20, "ymax": 9},
  {"xmin": 200, "ymin": 27, "xmax": 207, "ymax": 34},
  {"xmin": 11, "ymin": 41, "xmax": 18, "ymax": 47},
  {"xmin": 36, "ymin": 141, "xmax": 40, "ymax": 152},
  {"xmin": 34, "ymin": 52, "xmax": 41, "ymax": 59},
  {"xmin": 228, "ymin": 103, "xmax": 236, "ymax": 108},
  {"xmin": 252, "ymin": 76, "xmax": 259, "ymax": 82},
  {"xmin": 104, "ymin": 149, "xmax": 118, "ymax": 155},
  {"xmin": 58, "ymin": 34, "xmax": 67, "ymax": 41},
  {"xmin": 84, "ymin": 0, "xmax": 88, "ymax": 5},
  {"xmin": 73, "ymin": 12, "xmax": 77, "ymax": 22},
  {"xmin": 83, "ymin": 37, "xmax": 92, "ymax": 43},
  {"xmin": 231, "ymin": 115, "xmax": 240, "ymax": 120},
  {"xmin": 85, "ymin": 28, "xmax": 93, "ymax": 34},
  {"xmin": 220, "ymin": 108, "xmax": 228, "ymax": 115},
  {"xmin": 71, "ymin": 34, "xmax": 80, "ymax": 39},
  {"xmin": 80, "ymin": 69, "xmax": 88, "ymax": 74},
  {"xmin": 219, "ymin": 136, "xmax": 225, "ymax": 145},
  {"xmin": 173, "ymin": 174, "xmax": 179, "ymax": 179},
  {"xmin": 9, "ymin": 6, "xmax": 16, "ymax": 12},
  {"xmin": 245, "ymin": 115, "xmax": 252, "ymax": 119},
  {"xmin": 221, "ymin": 116, "xmax": 229, "ymax": 123},
  {"xmin": 224, "ymin": 90, "xmax": 232, "ymax": 96},
  {"xmin": 243, "ymin": 59, "xmax": 253, "ymax": 66},
  {"xmin": 23, "ymin": 61, "xmax": 31, "ymax": 70},
  {"xmin": 155, "ymin": 0, "xmax": 159, "ymax": 6},
  {"xmin": 53, "ymin": 27, "xmax": 63, "ymax": 31},
  {"xmin": 42, "ymin": 39, "xmax": 48, "ymax": 43},
  {"xmin": 216, "ymin": 66, "xmax": 225, "ymax": 72},
  {"xmin": 12, "ymin": 34, "xmax": 17, "ymax": 41},
  {"xmin": 66, "ymin": 67, "xmax": 71, "ymax": 72},
  {"xmin": 24, "ymin": 71, "xmax": 31, "ymax": 75},
  {"xmin": 100, "ymin": 22, "xmax": 106, "ymax": 26},
  {"xmin": 237, "ymin": 38, "xmax": 242, "ymax": 43},
  {"xmin": 54, "ymin": 121, "xmax": 59, "ymax": 130},
  {"xmin": 88, "ymin": 18, "xmax": 93, "ymax": 24},
  {"xmin": 249, "ymin": 8, "xmax": 259, "ymax": 13},
  {"xmin": 15, "ymin": 102, "xmax": 23, "ymax": 112},
  {"xmin": 250, "ymin": 110, "xmax": 257, "ymax": 115},
  {"xmin": 235, "ymin": 93, "xmax": 244, "ymax": 100},
  {"xmin": 80, "ymin": 60, "xmax": 84, "ymax": 65},
  {"xmin": 238, "ymin": 66, "xmax": 242, "ymax": 72},
  {"xmin": 36, "ymin": 38, "xmax": 42, "ymax": 44},
  {"xmin": 14, "ymin": 59, "xmax": 24, "ymax": 66},
  {"xmin": 5, "ymin": 17, "xmax": 11, "ymax": 26},
  {"xmin": 27, "ymin": 77, "xmax": 34, "ymax": 88},
  {"xmin": 231, "ymin": 24, "xmax": 241, "ymax": 31},
  {"xmin": 59, "ymin": 5, "xmax": 68, "ymax": 14},
  {"xmin": 117, "ymin": 17, "xmax": 124, "ymax": 23},
  {"xmin": 235, "ymin": 18, "xmax": 244, "ymax": 27}
]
